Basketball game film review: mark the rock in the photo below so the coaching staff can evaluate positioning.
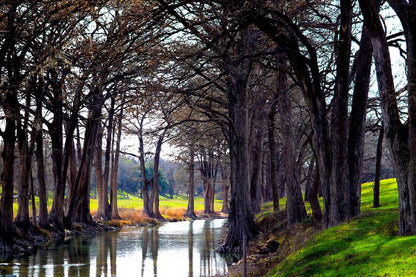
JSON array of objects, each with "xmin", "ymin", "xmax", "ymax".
[{"xmin": 259, "ymin": 239, "xmax": 280, "ymax": 254}]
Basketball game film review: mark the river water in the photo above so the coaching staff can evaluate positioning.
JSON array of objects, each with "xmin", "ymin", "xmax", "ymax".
[{"xmin": 0, "ymin": 219, "xmax": 230, "ymax": 277}]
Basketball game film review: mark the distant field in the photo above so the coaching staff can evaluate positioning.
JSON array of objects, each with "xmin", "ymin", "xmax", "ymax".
[
  {"xmin": 12, "ymin": 193, "xmax": 224, "ymax": 219},
  {"xmin": 90, "ymin": 195, "xmax": 223, "ymax": 213}
]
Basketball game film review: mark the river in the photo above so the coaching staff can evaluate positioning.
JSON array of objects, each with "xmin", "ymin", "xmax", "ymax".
[{"xmin": 0, "ymin": 219, "xmax": 230, "ymax": 277}]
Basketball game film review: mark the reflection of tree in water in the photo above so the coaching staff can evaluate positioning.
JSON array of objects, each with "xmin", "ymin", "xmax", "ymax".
[
  {"xmin": 96, "ymin": 234, "xmax": 107, "ymax": 276},
  {"xmin": 95, "ymin": 232, "xmax": 118, "ymax": 277},
  {"xmin": 66, "ymin": 236, "xmax": 92, "ymax": 276},
  {"xmin": 141, "ymin": 227, "xmax": 148, "ymax": 277},
  {"xmin": 141, "ymin": 226, "xmax": 160, "ymax": 276},
  {"xmin": 110, "ymin": 232, "xmax": 117, "ymax": 276},
  {"xmin": 200, "ymin": 220, "xmax": 229, "ymax": 276},
  {"xmin": 150, "ymin": 227, "xmax": 159, "ymax": 276},
  {"xmin": 200, "ymin": 220, "xmax": 214, "ymax": 276},
  {"xmin": 188, "ymin": 221, "xmax": 194, "ymax": 277}
]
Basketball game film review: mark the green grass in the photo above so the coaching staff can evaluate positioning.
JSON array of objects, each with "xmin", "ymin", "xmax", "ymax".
[
  {"xmin": 266, "ymin": 178, "xmax": 416, "ymax": 277},
  {"xmin": 89, "ymin": 195, "xmax": 222, "ymax": 212},
  {"xmin": 12, "ymin": 191, "xmax": 223, "ymax": 220}
]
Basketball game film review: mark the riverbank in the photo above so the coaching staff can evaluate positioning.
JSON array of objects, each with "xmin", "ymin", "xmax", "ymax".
[
  {"xmin": 229, "ymin": 179, "xmax": 416, "ymax": 276},
  {"xmin": 0, "ymin": 221, "xmax": 117, "ymax": 262}
]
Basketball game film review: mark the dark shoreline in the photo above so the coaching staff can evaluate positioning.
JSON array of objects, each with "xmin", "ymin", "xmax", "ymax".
[{"xmin": 0, "ymin": 221, "xmax": 119, "ymax": 262}]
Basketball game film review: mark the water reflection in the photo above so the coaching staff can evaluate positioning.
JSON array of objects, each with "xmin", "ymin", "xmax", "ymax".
[{"xmin": 0, "ymin": 219, "xmax": 229, "ymax": 277}]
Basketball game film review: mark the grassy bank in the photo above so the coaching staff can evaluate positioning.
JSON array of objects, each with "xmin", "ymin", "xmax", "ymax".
[{"xmin": 244, "ymin": 178, "xmax": 416, "ymax": 277}]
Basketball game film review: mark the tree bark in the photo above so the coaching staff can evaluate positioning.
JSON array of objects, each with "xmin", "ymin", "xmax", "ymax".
[
  {"xmin": 65, "ymin": 88, "xmax": 103, "ymax": 226},
  {"xmin": 347, "ymin": 25, "xmax": 373, "ymax": 218},
  {"xmin": 388, "ymin": 0, "xmax": 416, "ymax": 234},
  {"xmin": 102, "ymin": 97, "xmax": 115, "ymax": 220},
  {"xmin": 0, "ymin": 91, "xmax": 18, "ymax": 234},
  {"xmin": 94, "ymin": 121, "xmax": 106, "ymax": 219},
  {"xmin": 185, "ymin": 145, "xmax": 197, "ymax": 219},
  {"xmin": 359, "ymin": 0, "xmax": 414, "ymax": 235},
  {"xmin": 253, "ymin": 11, "xmax": 332, "ymax": 228},
  {"xmin": 219, "ymin": 28, "xmax": 259, "ymax": 254},
  {"xmin": 139, "ymin": 113, "xmax": 153, "ymax": 217},
  {"xmin": 221, "ymin": 165, "xmax": 230, "ymax": 213},
  {"xmin": 374, "ymin": 122, "xmax": 384, "ymax": 208},
  {"xmin": 35, "ymin": 124, "xmax": 49, "ymax": 228},
  {"xmin": 151, "ymin": 131, "xmax": 167, "ymax": 220},
  {"xmin": 110, "ymin": 100, "xmax": 124, "ymax": 220},
  {"xmin": 268, "ymin": 91, "xmax": 280, "ymax": 212},
  {"xmin": 330, "ymin": 0, "xmax": 352, "ymax": 225},
  {"xmin": 15, "ymin": 89, "xmax": 35, "ymax": 228},
  {"xmin": 47, "ymin": 72, "xmax": 65, "ymax": 229},
  {"xmin": 249, "ymin": 107, "xmax": 265, "ymax": 213},
  {"xmin": 277, "ymin": 66, "xmax": 307, "ymax": 226}
]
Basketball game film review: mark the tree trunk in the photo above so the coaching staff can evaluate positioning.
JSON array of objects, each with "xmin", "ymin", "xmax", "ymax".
[
  {"xmin": 387, "ymin": 3, "xmax": 416, "ymax": 234},
  {"xmin": 139, "ymin": 113, "xmax": 153, "ymax": 217},
  {"xmin": 102, "ymin": 97, "xmax": 115, "ymax": 220},
  {"xmin": 278, "ymin": 67, "xmax": 307, "ymax": 226},
  {"xmin": 219, "ymin": 29, "xmax": 259, "ymax": 254},
  {"xmin": 249, "ymin": 109, "xmax": 265, "ymax": 213},
  {"xmin": 34, "ymin": 78, "xmax": 49, "ymax": 228},
  {"xmin": 110, "ymin": 100, "xmax": 124, "ymax": 220},
  {"xmin": 374, "ymin": 123, "xmax": 384, "ymax": 208},
  {"xmin": 94, "ymin": 121, "xmax": 106, "ymax": 219},
  {"xmin": 221, "ymin": 165, "xmax": 230, "ymax": 213},
  {"xmin": 65, "ymin": 89, "xmax": 103, "ymax": 226},
  {"xmin": 202, "ymin": 178, "xmax": 213, "ymax": 214},
  {"xmin": 359, "ymin": 0, "xmax": 414, "ymax": 235},
  {"xmin": 185, "ymin": 146, "xmax": 197, "ymax": 219},
  {"xmin": 267, "ymin": 92, "xmax": 280, "ymax": 212},
  {"xmin": 0, "ymin": 92, "xmax": 18, "ymax": 234},
  {"xmin": 199, "ymin": 151, "xmax": 215, "ymax": 215},
  {"xmin": 47, "ymin": 85, "xmax": 65, "ymax": 229},
  {"xmin": 330, "ymin": 0, "xmax": 352, "ymax": 225},
  {"xmin": 35, "ymin": 124, "xmax": 49, "ymax": 228},
  {"xmin": 253, "ymin": 12, "xmax": 332, "ymax": 228},
  {"xmin": 48, "ymin": 69, "xmax": 79, "ymax": 230},
  {"xmin": 151, "ymin": 132, "xmax": 166, "ymax": 220},
  {"xmin": 15, "ymin": 90, "xmax": 34, "ymax": 228},
  {"xmin": 347, "ymin": 25, "xmax": 373, "ymax": 218}
]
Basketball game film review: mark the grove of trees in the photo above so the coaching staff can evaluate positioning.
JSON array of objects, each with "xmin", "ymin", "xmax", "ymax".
[{"xmin": 0, "ymin": 0, "xmax": 414, "ymax": 256}]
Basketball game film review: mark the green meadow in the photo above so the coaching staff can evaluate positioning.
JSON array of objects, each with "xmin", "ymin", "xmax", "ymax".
[{"xmin": 13, "ymin": 192, "xmax": 223, "ymax": 220}]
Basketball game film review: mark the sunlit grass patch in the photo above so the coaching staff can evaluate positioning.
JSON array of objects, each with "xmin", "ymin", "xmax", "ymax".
[{"xmin": 266, "ymin": 178, "xmax": 416, "ymax": 277}]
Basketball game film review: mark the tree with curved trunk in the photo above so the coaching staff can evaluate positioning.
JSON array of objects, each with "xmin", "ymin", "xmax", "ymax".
[{"xmin": 359, "ymin": 0, "xmax": 416, "ymax": 235}]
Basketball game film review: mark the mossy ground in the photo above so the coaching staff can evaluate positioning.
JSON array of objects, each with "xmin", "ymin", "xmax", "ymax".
[{"xmin": 232, "ymin": 178, "xmax": 416, "ymax": 277}]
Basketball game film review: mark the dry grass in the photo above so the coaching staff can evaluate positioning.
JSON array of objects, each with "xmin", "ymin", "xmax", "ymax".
[
  {"xmin": 91, "ymin": 207, "xmax": 210, "ymax": 227},
  {"xmin": 160, "ymin": 207, "xmax": 187, "ymax": 221}
]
